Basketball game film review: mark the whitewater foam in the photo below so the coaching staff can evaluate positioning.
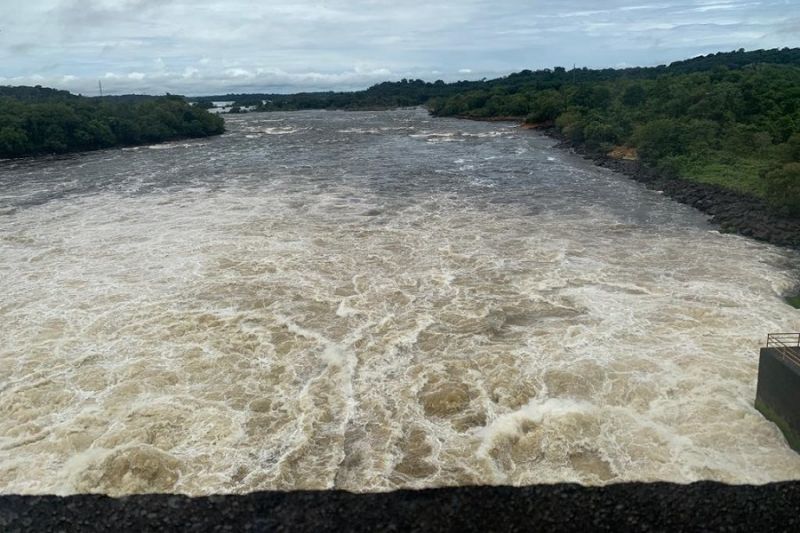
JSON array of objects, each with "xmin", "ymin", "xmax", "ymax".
[{"xmin": 1, "ymin": 109, "xmax": 799, "ymax": 496}]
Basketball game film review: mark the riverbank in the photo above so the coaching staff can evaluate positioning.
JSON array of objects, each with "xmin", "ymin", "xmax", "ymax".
[
  {"xmin": 526, "ymin": 125, "xmax": 800, "ymax": 250},
  {"xmin": 456, "ymin": 114, "xmax": 526, "ymax": 122},
  {"xmin": 0, "ymin": 88, "xmax": 225, "ymax": 160},
  {"xmin": 2, "ymin": 481, "xmax": 799, "ymax": 532},
  {"xmin": 0, "ymin": 133, "xmax": 224, "ymax": 164}
]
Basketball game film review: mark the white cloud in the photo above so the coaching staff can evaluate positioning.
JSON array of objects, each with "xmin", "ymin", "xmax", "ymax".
[
  {"xmin": 0, "ymin": 0, "xmax": 796, "ymax": 94},
  {"xmin": 225, "ymin": 68, "xmax": 254, "ymax": 78}
]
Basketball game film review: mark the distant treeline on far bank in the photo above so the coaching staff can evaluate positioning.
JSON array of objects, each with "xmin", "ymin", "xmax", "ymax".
[
  {"xmin": 0, "ymin": 87, "xmax": 225, "ymax": 159},
  {"xmin": 202, "ymin": 47, "xmax": 800, "ymax": 216}
]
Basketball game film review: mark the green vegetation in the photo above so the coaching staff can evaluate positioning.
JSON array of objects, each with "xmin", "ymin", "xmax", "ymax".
[
  {"xmin": 0, "ymin": 87, "xmax": 225, "ymax": 158},
  {"xmin": 195, "ymin": 79, "xmax": 488, "ymax": 112},
  {"xmin": 755, "ymin": 398, "xmax": 800, "ymax": 452},
  {"xmin": 426, "ymin": 49, "xmax": 800, "ymax": 216},
  {"xmin": 785, "ymin": 295, "xmax": 800, "ymax": 309}
]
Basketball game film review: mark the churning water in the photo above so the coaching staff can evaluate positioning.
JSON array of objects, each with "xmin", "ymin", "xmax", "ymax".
[{"xmin": 2, "ymin": 109, "xmax": 800, "ymax": 496}]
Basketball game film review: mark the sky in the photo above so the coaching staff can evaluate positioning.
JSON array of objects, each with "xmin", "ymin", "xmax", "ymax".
[{"xmin": 0, "ymin": 0, "xmax": 798, "ymax": 96}]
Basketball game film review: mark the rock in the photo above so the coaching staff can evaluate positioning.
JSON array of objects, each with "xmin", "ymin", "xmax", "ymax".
[{"xmin": 533, "ymin": 129, "xmax": 800, "ymax": 250}]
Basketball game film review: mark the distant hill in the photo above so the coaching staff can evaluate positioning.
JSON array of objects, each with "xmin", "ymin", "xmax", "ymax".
[
  {"xmin": 0, "ymin": 85, "xmax": 76, "ymax": 101},
  {"xmin": 195, "ymin": 47, "xmax": 800, "ymax": 112},
  {"xmin": 665, "ymin": 47, "xmax": 800, "ymax": 73}
]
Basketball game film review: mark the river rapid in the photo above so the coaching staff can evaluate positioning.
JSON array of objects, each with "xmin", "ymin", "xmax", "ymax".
[{"xmin": 2, "ymin": 108, "xmax": 800, "ymax": 495}]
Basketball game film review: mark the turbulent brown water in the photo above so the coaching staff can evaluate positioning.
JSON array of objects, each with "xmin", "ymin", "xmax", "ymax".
[{"xmin": 2, "ymin": 109, "xmax": 800, "ymax": 496}]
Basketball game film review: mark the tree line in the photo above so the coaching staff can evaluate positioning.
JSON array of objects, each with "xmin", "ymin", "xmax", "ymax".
[
  {"xmin": 0, "ymin": 87, "xmax": 225, "ymax": 159},
  {"xmin": 195, "ymin": 78, "xmax": 488, "ymax": 112}
]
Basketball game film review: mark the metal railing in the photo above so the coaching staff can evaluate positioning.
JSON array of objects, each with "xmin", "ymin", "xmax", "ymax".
[{"xmin": 766, "ymin": 333, "xmax": 800, "ymax": 367}]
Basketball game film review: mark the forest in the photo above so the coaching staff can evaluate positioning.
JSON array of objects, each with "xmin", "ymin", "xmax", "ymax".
[{"xmin": 0, "ymin": 87, "xmax": 225, "ymax": 158}]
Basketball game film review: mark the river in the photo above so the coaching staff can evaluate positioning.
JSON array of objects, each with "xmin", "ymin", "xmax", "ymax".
[{"xmin": 2, "ymin": 108, "xmax": 800, "ymax": 495}]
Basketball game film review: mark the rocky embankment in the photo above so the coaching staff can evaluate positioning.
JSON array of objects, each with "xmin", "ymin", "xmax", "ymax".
[
  {"xmin": 2, "ymin": 482, "xmax": 800, "ymax": 532},
  {"xmin": 539, "ymin": 128, "xmax": 800, "ymax": 249}
]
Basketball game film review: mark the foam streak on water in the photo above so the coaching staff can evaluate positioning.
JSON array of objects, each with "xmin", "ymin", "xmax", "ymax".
[{"xmin": 1, "ymin": 109, "xmax": 800, "ymax": 495}]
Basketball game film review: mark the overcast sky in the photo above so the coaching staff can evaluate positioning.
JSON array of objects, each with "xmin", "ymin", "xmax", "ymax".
[{"xmin": 0, "ymin": 0, "xmax": 798, "ymax": 96}]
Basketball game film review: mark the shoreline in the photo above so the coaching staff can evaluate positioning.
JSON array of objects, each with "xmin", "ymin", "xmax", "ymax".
[
  {"xmin": 445, "ymin": 112, "xmax": 800, "ymax": 251},
  {"xmin": 439, "ymin": 112, "xmax": 800, "ymax": 304},
  {"xmin": 539, "ymin": 126, "xmax": 800, "ymax": 306},
  {"xmin": 529, "ymin": 125, "xmax": 800, "ymax": 250},
  {"xmin": 0, "ymin": 132, "xmax": 224, "ymax": 163},
  {"xmin": 2, "ymin": 481, "xmax": 799, "ymax": 531}
]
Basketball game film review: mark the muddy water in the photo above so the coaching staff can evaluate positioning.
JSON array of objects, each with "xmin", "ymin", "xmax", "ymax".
[{"xmin": 1, "ymin": 109, "xmax": 800, "ymax": 495}]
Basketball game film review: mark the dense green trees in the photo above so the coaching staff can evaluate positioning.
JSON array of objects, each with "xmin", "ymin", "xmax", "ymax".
[
  {"xmin": 761, "ymin": 134, "xmax": 800, "ymax": 215},
  {"xmin": 0, "ymin": 89, "xmax": 225, "ymax": 158}
]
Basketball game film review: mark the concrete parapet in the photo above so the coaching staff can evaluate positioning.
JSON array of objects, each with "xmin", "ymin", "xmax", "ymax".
[{"xmin": 755, "ymin": 347, "xmax": 800, "ymax": 452}]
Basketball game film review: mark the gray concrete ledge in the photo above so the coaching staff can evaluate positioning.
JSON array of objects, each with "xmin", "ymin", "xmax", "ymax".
[{"xmin": 756, "ymin": 347, "xmax": 800, "ymax": 452}]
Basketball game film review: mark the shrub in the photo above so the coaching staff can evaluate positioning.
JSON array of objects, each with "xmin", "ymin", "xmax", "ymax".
[{"xmin": 763, "ymin": 162, "xmax": 800, "ymax": 215}]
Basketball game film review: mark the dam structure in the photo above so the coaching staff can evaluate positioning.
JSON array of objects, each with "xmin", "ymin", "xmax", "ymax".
[{"xmin": 756, "ymin": 334, "xmax": 800, "ymax": 452}]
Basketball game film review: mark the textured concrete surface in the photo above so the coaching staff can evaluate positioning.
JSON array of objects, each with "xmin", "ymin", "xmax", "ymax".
[
  {"xmin": 2, "ymin": 482, "xmax": 800, "ymax": 532},
  {"xmin": 756, "ymin": 348, "xmax": 800, "ymax": 452}
]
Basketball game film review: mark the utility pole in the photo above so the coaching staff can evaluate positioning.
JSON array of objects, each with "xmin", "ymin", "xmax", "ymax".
[{"xmin": 98, "ymin": 80, "xmax": 103, "ymax": 97}]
